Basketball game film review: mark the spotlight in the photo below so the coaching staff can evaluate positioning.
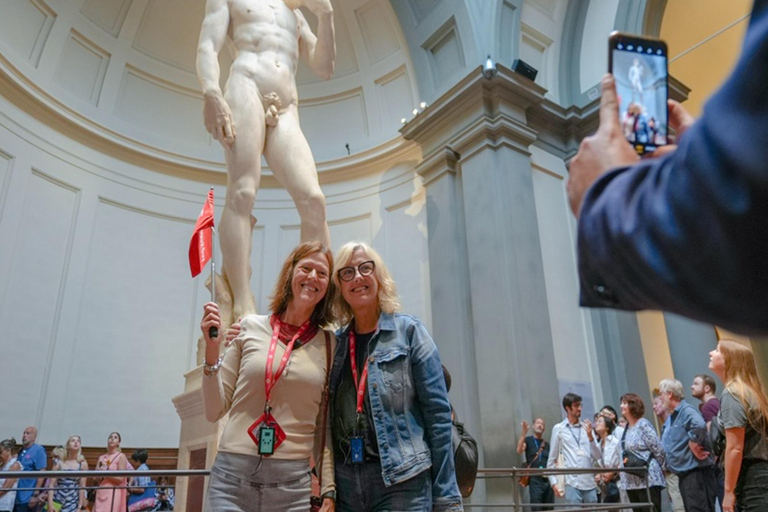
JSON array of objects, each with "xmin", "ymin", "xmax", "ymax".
[
  {"xmin": 400, "ymin": 117, "xmax": 407, "ymax": 124},
  {"xmin": 420, "ymin": 102, "xmax": 427, "ymax": 109},
  {"xmin": 483, "ymin": 55, "xmax": 497, "ymax": 79},
  {"xmin": 412, "ymin": 108, "xmax": 419, "ymax": 116}
]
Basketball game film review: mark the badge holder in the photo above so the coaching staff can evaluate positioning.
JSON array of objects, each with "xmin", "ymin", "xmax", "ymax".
[
  {"xmin": 248, "ymin": 406, "xmax": 286, "ymax": 457},
  {"xmin": 350, "ymin": 413, "xmax": 365, "ymax": 464}
]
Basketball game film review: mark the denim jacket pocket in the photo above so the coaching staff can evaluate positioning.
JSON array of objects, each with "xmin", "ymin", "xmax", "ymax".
[{"xmin": 375, "ymin": 347, "xmax": 408, "ymax": 393}]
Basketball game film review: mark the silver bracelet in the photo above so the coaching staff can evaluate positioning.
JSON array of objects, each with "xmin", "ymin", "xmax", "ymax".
[{"xmin": 204, "ymin": 356, "xmax": 223, "ymax": 376}]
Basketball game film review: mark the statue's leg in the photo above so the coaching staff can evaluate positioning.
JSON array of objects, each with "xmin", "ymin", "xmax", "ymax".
[
  {"xmin": 220, "ymin": 74, "xmax": 266, "ymax": 320},
  {"xmin": 263, "ymin": 104, "xmax": 331, "ymax": 246}
]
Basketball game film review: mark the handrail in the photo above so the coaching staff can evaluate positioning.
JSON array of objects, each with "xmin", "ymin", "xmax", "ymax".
[
  {"xmin": 5, "ymin": 467, "xmax": 654, "ymax": 511},
  {"xmin": 2, "ymin": 469, "xmax": 208, "ymax": 479},
  {"xmin": 465, "ymin": 465, "xmax": 655, "ymax": 511}
]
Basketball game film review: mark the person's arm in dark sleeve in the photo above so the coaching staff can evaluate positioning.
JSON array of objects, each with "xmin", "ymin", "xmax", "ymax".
[{"xmin": 577, "ymin": 0, "xmax": 768, "ymax": 334}]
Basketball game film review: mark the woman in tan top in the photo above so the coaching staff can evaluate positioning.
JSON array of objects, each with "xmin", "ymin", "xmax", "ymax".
[{"xmin": 201, "ymin": 241, "xmax": 337, "ymax": 512}]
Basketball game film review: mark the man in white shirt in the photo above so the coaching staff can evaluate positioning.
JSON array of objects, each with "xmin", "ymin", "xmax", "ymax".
[{"xmin": 547, "ymin": 393, "xmax": 602, "ymax": 505}]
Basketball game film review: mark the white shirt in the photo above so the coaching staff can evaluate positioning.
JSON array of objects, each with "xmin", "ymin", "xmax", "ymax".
[
  {"xmin": 599, "ymin": 434, "xmax": 621, "ymax": 469},
  {"xmin": 0, "ymin": 457, "xmax": 19, "ymax": 511},
  {"xmin": 547, "ymin": 419, "xmax": 603, "ymax": 490}
]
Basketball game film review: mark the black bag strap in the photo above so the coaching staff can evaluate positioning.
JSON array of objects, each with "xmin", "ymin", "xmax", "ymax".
[
  {"xmin": 526, "ymin": 439, "xmax": 547, "ymax": 468},
  {"xmin": 620, "ymin": 422, "xmax": 628, "ymax": 450}
]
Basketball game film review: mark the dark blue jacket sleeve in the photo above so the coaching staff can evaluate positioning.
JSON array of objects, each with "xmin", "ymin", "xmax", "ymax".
[{"xmin": 577, "ymin": 0, "xmax": 768, "ymax": 334}]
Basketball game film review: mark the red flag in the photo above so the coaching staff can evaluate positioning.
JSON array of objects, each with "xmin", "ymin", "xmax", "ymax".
[{"xmin": 189, "ymin": 189, "xmax": 215, "ymax": 277}]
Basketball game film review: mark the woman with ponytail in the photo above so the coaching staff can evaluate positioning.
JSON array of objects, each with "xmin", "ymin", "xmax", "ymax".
[{"xmin": 709, "ymin": 340, "xmax": 768, "ymax": 512}]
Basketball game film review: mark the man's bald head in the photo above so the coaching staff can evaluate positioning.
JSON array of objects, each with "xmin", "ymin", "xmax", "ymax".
[{"xmin": 22, "ymin": 426, "xmax": 37, "ymax": 447}]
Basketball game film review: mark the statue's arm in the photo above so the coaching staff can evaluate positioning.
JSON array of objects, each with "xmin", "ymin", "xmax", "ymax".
[
  {"xmin": 297, "ymin": 1, "xmax": 335, "ymax": 80},
  {"xmin": 197, "ymin": 0, "xmax": 236, "ymax": 147},
  {"xmin": 197, "ymin": 0, "xmax": 229, "ymax": 95}
]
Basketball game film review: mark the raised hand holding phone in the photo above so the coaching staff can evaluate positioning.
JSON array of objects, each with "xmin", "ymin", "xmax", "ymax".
[{"xmin": 608, "ymin": 31, "xmax": 669, "ymax": 155}]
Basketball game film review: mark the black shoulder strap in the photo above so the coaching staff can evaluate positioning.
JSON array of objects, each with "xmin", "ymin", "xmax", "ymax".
[
  {"xmin": 315, "ymin": 331, "xmax": 332, "ymax": 491},
  {"xmin": 620, "ymin": 423, "xmax": 628, "ymax": 450}
]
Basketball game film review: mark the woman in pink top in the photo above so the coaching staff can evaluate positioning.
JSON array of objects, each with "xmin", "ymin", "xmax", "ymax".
[{"xmin": 93, "ymin": 432, "xmax": 127, "ymax": 512}]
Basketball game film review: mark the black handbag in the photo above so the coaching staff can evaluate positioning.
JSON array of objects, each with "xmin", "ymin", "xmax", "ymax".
[
  {"xmin": 452, "ymin": 411, "xmax": 479, "ymax": 497},
  {"xmin": 621, "ymin": 426, "xmax": 653, "ymax": 477}
]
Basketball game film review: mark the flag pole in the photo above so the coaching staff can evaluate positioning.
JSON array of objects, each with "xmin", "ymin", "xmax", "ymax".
[
  {"xmin": 209, "ymin": 187, "xmax": 218, "ymax": 339},
  {"xmin": 210, "ymin": 228, "xmax": 216, "ymax": 306}
]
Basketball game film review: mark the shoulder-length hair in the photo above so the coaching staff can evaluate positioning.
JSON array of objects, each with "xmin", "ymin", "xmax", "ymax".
[
  {"xmin": 66, "ymin": 435, "xmax": 85, "ymax": 463},
  {"xmin": 720, "ymin": 339, "xmax": 768, "ymax": 434},
  {"xmin": 333, "ymin": 241, "xmax": 400, "ymax": 326},
  {"xmin": 268, "ymin": 241, "xmax": 336, "ymax": 327},
  {"xmin": 620, "ymin": 393, "xmax": 645, "ymax": 419}
]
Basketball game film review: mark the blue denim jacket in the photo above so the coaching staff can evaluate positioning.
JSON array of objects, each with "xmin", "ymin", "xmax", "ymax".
[{"xmin": 330, "ymin": 312, "xmax": 463, "ymax": 511}]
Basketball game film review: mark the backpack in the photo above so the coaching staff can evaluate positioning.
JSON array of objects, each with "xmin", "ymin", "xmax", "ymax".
[{"xmin": 451, "ymin": 410, "xmax": 479, "ymax": 498}]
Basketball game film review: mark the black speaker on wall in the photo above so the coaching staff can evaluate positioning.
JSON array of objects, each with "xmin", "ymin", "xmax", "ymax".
[{"xmin": 512, "ymin": 59, "xmax": 538, "ymax": 81}]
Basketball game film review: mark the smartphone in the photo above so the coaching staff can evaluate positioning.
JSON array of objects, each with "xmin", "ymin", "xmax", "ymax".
[{"xmin": 608, "ymin": 31, "xmax": 668, "ymax": 155}]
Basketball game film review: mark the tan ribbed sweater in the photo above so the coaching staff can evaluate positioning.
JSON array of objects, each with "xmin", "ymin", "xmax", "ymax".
[{"xmin": 202, "ymin": 314, "xmax": 336, "ymax": 493}]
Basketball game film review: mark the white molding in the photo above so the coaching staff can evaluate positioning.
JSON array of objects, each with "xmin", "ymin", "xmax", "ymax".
[
  {"xmin": 80, "ymin": 0, "xmax": 134, "ymax": 38},
  {"xmin": 172, "ymin": 387, "xmax": 204, "ymax": 420}
]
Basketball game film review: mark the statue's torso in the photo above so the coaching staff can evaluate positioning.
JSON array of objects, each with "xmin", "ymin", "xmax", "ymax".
[{"xmin": 226, "ymin": 0, "xmax": 302, "ymax": 105}]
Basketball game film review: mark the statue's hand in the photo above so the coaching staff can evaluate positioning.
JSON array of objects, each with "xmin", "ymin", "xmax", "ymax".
[
  {"xmin": 203, "ymin": 92, "xmax": 236, "ymax": 149},
  {"xmin": 301, "ymin": 0, "xmax": 333, "ymax": 16}
]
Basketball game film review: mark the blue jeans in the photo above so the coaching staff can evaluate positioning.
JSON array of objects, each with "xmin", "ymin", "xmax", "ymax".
[
  {"xmin": 205, "ymin": 452, "xmax": 311, "ymax": 512},
  {"xmin": 336, "ymin": 461, "xmax": 432, "ymax": 512},
  {"xmin": 564, "ymin": 485, "xmax": 598, "ymax": 505}
]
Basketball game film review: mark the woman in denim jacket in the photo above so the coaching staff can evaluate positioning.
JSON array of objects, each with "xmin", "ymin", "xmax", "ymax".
[{"xmin": 329, "ymin": 241, "xmax": 463, "ymax": 512}]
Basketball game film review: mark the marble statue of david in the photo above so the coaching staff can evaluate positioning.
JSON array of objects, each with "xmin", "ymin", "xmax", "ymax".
[{"xmin": 197, "ymin": 0, "xmax": 335, "ymax": 321}]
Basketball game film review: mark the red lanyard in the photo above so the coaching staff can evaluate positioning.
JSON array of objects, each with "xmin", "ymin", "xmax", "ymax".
[
  {"xmin": 348, "ymin": 330, "xmax": 370, "ymax": 415},
  {"xmin": 264, "ymin": 317, "xmax": 311, "ymax": 405}
]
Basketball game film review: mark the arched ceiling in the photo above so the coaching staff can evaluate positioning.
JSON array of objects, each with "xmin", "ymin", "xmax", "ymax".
[{"xmin": 0, "ymin": 0, "xmax": 421, "ymax": 171}]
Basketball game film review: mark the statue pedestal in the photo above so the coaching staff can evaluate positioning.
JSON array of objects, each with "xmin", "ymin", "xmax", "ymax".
[{"xmin": 172, "ymin": 366, "xmax": 227, "ymax": 512}]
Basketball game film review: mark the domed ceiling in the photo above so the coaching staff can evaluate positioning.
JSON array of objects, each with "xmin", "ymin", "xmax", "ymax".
[{"xmin": 0, "ymin": 0, "xmax": 420, "ymax": 171}]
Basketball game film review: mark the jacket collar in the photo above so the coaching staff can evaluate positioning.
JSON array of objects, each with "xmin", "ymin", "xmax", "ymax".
[
  {"xmin": 377, "ymin": 311, "xmax": 396, "ymax": 331},
  {"xmin": 341, "ymin": 311, "xmax": 397, "ymax": 336}
]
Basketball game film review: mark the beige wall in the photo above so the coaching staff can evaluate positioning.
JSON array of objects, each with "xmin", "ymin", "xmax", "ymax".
[{"xmin": 660, "ymin": 0, "xmax": 752, "ymax": 116}]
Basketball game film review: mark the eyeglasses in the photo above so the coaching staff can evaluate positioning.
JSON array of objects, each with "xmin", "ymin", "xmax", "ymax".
[{"xmin": 337, "ymin": 260, "xmax": 375, "ymax": 282}]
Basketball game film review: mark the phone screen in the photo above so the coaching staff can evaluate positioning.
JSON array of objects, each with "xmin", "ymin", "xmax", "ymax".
[{"xmin": 609, "ymin": 33, "xmax": 668, "ymax": 155}]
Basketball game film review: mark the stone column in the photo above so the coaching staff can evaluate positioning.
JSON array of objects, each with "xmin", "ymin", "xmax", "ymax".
[{"xmin": 402, "ymin": 65, "xmax": 561, "ymax": 504}]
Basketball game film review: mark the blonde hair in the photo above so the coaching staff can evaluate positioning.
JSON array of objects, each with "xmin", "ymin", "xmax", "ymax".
[
  {"xmin": 333, "ymin": 242, "xmax": 400, "ymax": 326},
  {"xmin": 268, "ymin": 242, "xmax": 336, "ymax": 327},
  {"xmin": 719, "ymin": 339, "xmax": 768, "ymax": 434},
  {"xmin": 52, "ymin": 445, "xmax": 66, "ymax": 461},
  {"xmin": 65, "ymin": 435, "xmax": 86, "ymax": 463}
]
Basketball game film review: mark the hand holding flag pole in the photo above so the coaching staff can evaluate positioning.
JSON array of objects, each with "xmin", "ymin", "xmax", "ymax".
[{"xmin": 189, "ymin": 188, "xmax": 218, "ymax": 339}]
